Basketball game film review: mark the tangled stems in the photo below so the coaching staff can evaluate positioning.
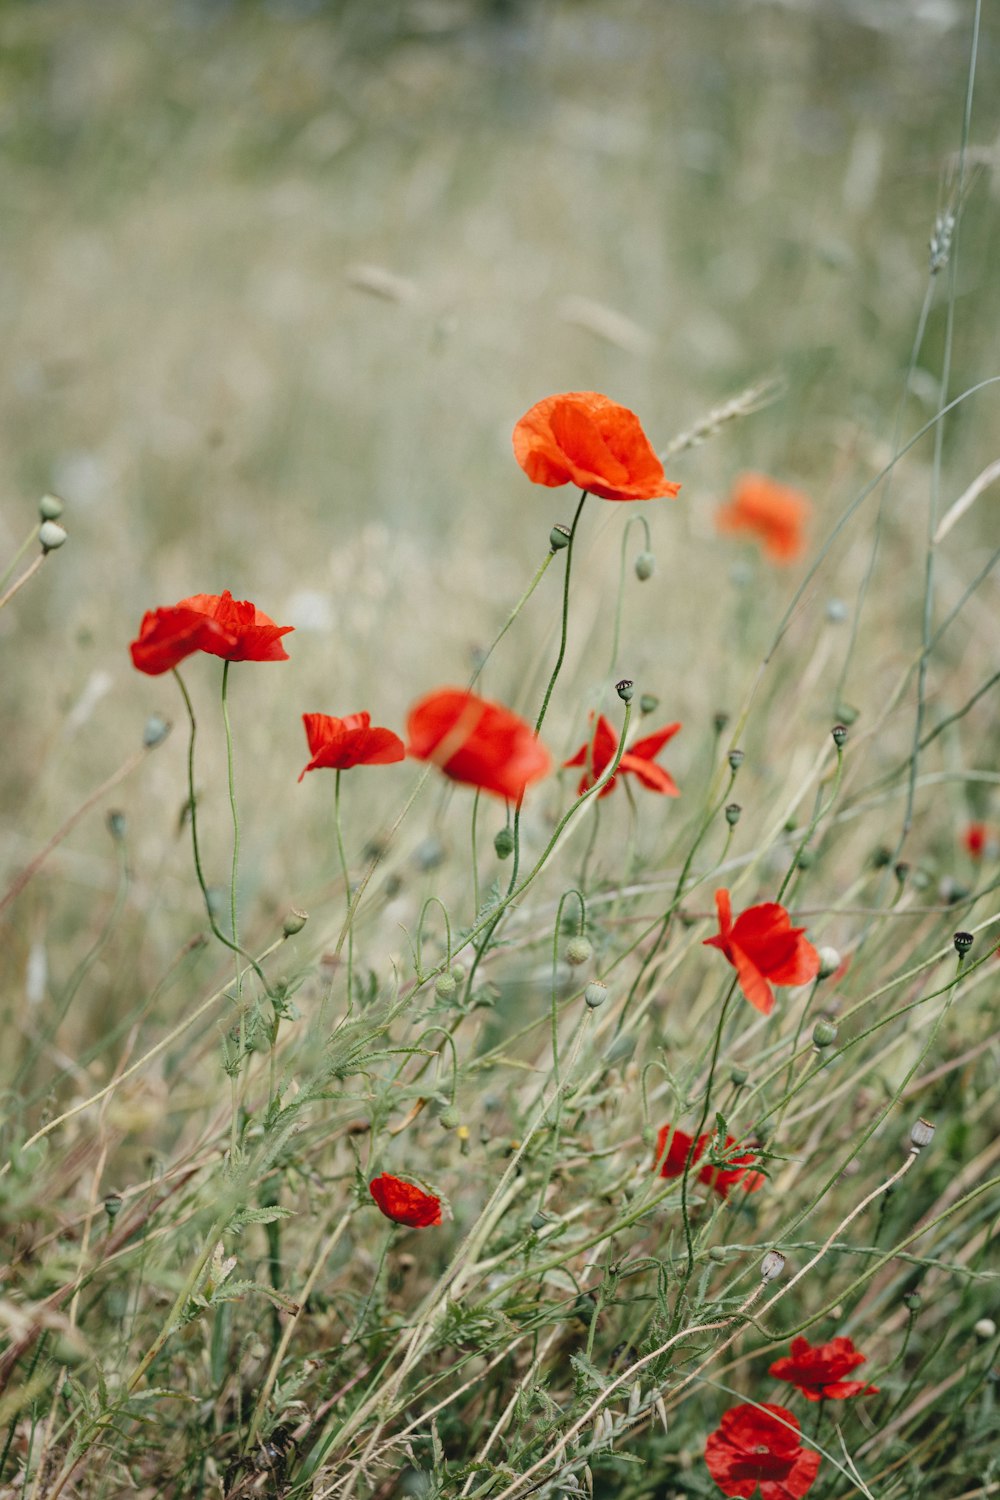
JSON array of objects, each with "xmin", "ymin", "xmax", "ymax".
[{"xmin": 774, "ymin": 738, "xmax": 844, "ymax": 904}]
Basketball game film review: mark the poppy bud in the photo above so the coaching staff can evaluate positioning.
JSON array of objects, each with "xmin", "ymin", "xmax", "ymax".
[
  {"xmin": 831, "ymin": 724, "xmax": 848, "ymax": 749},
  {"xmin": 39, "ymin": 492, "xmax": 64, "ymax": 521},
  {"xmin": 708, "ymin": 1246, "xmax": 727, "ymax": 1263},
  {"xmin": 282, "ymin": 909, "xmax": 308, "ymax": 937},
  {"xmin": 39, "ymin": 520, "xmax": 67, "ymax": 552},
  {"xmin": 974, "ymin": 1318, "xmax": 996, "ymax": 1339},
  {"xmin": 605, "ymin": 1032, "xmax": 636, "ymax": 1065},
  {"xmin": 727, "ymin": 748, "xmax": 744, "ymax": 772},
  {"xmin": 104, "ymin": 1192, "xmax": 123, "ymax": 1224},
  {"xmin": 634, "ymin": 550, "xmax": 656, "ymax": 581},
  {"xmin": 531, "ymin": 1209, "xmax": 557, "ymax": 1231},
  {"xmin": 713, "ymin": 710, "xmax": 730, "ymax": 734},
  {"xmin": 450, "ymin": 962, "xmax": 465, "ymax": 982},
  {"xmin": 904, "ymin": 1291, "xmax": 922, "ymax": 1312},
  {"xmin": 835, "ymin": 703, "xmax": 860, "ymax": 726},
  {"xmin": 615, "ymin": 679, "xmax": 634, "ymax": 703},
  {"xmin": 106, "ymin": 809, "xmax": 126, "ymax": 842},
  {"xmin": 143, "ymin": 713, "xmax": 171, "ymax": 749},
  {"xmin": 909, "ymin": 1117, "xmax": 935, "ymax": 1152},
  {"xmin": 760, "ymin": 1250, "xmax": 786, "ymax": 1283},
  {"xmin": 435, "ymin": 972, "xmax": 457, "ymax": 1000},
  {"xmin": 953, "ymin": 931, "xmax": 974, "ymax": 958},
  {"xmin": 826, "ymin": 598, "xmax": 847, "ymax": 622},
  {"xmin": 725, "ymin": 802, "xmax": 741, "ymax": 827},
  {"xmin": 584, "ymin": 980, "xmax": 608, "ymax": 1009},
  {"xmin": 812, "ymin": 1019, "xmax": 838, "ymax": 1048},
  {"xmin": 565, "ymin": 936, "xmax": 593, "ymax": 967},
  {"xmin": 549, "ymin": 524, "xmax": 572, "ymax": 552},
  {"xmin": 817, "ymin": 945, "xmax": 841, "ymax": 979},
  {"xmin": 494, "ymin": 826, "xmax": 515, "ymax": 859},
  {"xmin": 639, "ymin": 693, "xmax": 659, "ymax": 716},
  {"xmin": 730, "ymin": 1064, "xmax": 748, "ymax": 1086},
  {"xmin": 439, "ymin": 1106, "xmax": 460, "ymax": 1130},
  {"xmin": 796, "ymin": 847, "xmax": 815, "ymax": 870}
]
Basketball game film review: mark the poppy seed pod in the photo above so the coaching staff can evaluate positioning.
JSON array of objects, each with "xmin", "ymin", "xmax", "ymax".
[
  {"xmin": 730, "ymin": 1064, "xmax": 748, "ymax": 1086},
  {"xmin": 39, "ymin": 520, "xmax": 67, "ymax": 552},
  {"xmin": 39, "ymin": 492, "xmax": 64, "ymax": 521},
  {"xmin": 282, "ymin": 909, "xmax": 308, "ymax": 937},
  {"xmin": 836, "ymin": 703, "xmax": 860, "ymax": 726},
  {"xmin": 725, "ymin": 802, "xmax": 742, "ymax": 827},
  {"xmin": 953, "ymin": 931, "xmax": 974, "ymax": 957},
  {"xmin": 904, "ymin": 1291, "xmax": 922, "ymax": 1312},
  {"xmin": 727, "ymin": 748, "xmax": 744, "ymax": 772},
  {"xmin": 494, "ymin": 826, "xmax": 515, "ymax": 859},
  {"xmin": 565, "ymin": 935, "xmax": 594, "ymax": 967},
  {"xmin": 812, "ymin": 1019, "xmax": 838, "ymax": 1049},
  {"xmin": 634, "ymin": 550, "xmax": 656, "ymax": 581},
  {"xmin": 760, "ymin": 1249, "xmax": 786, "ymax": 1283},
  {"xmin": 831, "ymin": 723, "xmax": 848, "ymax": 750},
  {"xmin": 713, "ymin": 710, "xmax": 730, "ymax": 733},
  {"xmin": 639, "ymin": 692, "xmax": 659, "ymax": 715},
  {"xmin": 817, "ymin": 945, "xmax": 841, "ymax": 979},
  {"xmin": 584, "ymin": 980, "xmax": 608, "ymax": 1009},
  {"xmin": 103, "ymin": 1192, "xmax": 123, "ymax": 1223},
  {"xmin": 106, "ymin": 810, "xmax": 127, "ymax": 842},
  {"xmin": 549, "ymin": 524, "xmax": 572, "ymax": 552},
  {"xmin": 616, "ymin": 679, "xmax": 634, "ymax": 703},
  {"xmin": 909, "ymin": 1117, "xmax": 935, "ymax": 1152},
  {"xmin": 142, "ymin": 713, "xmax": 171, "ymax": 749}
]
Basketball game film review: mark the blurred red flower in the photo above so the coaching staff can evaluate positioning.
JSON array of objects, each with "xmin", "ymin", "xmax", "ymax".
[
  {"xmin": 704, "ymin": 890, "xmax": 820, "ymax": 1015},
  {"xmin": 563, "ymin": 714, "xmax": 681, "ymax": 798},
  {"xmin": 962, "ymin": 821, "xmax": 995, "ymax": 859},
  {"xmin": 716, "ymin": 473, "xmax": 811, "ymax": 564},
  {"xmin": 653, "ymin": 1124, "xmax": 764, "ymax": 1198},
  {"xmin": 769, "ymin": 1336, "xmax": 878, "ymax": 1402},
  {"xmin": 298, "ymin": 712, "xmax": 405, "ymax": 781},
  {"xmin": 406, "ymin": 688, "xmax": 551, "ymax": 801},
  {"xmin": 513, "ymin": 391, "xmax": 681, "ymax": 502},
  {"xmin": 369, "ymin": 1173, "xmax": 442, "ymax": 1228},
  {"xmin": 130, "ymin": 590, "xmax": 293, "ymax": 675},
  {"xmin": 704, "ymin": 1403, "xmax": 821, "ymax": 1499}
]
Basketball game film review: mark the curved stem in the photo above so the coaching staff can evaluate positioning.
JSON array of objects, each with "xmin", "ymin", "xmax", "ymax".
[{"xmin": 334, "ymin": 770, "xmax": 354, "ymax": 1006}]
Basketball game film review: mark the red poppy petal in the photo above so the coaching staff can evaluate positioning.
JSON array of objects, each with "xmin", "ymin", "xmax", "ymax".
[
  {"xmin": 628, "ymin": 722, "xmax": 682, "ymax": 760},
  {"xmin": 731, "ymin": 945, "xmax": 776, "ymax": 1014},
  {"xmin": 618, "ymin": 753, "xmax": 680, "ymax": 796}
]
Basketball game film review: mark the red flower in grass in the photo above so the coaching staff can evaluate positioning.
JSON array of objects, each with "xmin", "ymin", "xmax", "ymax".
[
  {"xmin": 563, "ymin": 714, "xmax": 681, "ymax": 799},
  {"xmin": 653, "ymin": 1124, "xmax": 765, "ymax": 1198},
  {"xmin": 962, "ymin": 821, "xmax": 997, "ymax": 860},
  {"xmin": 130, "ymin": 590, "xmax": 293, "ymax": 675},
  {"xmin": 705, "ymin": 1403, "xmax": 821, "ymax": 1499},
  {"xmin": 704, "ymin": 890, "xmax": 820, "ymax": 1015},
  {"xmin": 716, "ymin": 473, "xmax": 811, "ymax": 564},
  {"xmin": 369, "ymin": 1173, "xmax": 442, "ymax": 1228},
  {"xmin": 513, "ymin": 392, "xmax": 681, "ymax": 502},
  {"xmin": 769, "ymin": 1336, "xmax": 878, "ymax": 1402},
  {"xmin": 298, "ymin": 713, "xmax": 405, "ymax": 781},
  {"xmin": 406, "ymin": 688, "xmax": 551, "ymax": 802}
]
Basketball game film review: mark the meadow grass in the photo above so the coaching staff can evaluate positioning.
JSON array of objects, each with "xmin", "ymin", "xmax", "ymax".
[{"xmin": 1, "ymin": 2, "xmax": 999, "ymax": 1497}]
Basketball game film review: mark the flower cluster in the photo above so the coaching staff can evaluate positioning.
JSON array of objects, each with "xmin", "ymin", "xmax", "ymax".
[{"xmin": 653, "ymin": 1124, "xmax": 765, "ymax": 1197}]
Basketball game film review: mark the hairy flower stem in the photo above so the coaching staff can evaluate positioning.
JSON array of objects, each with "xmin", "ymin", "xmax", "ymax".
[{"xmin": 334, "ymin": 770, "xmax": 354, "ymax": 1005}]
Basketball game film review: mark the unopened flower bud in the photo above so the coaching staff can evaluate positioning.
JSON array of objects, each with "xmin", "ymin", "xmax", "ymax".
[
  {"xmin": 438, "ymin": 1106, "xmax": 460, "ymax": 1130},
  {"xmin": 817, "ymin": 945, "xmax": 841, "ymax": 979},
  {"xmin": 760, "ymin": 1249, "xmax": 786, "ymax": 1283},
  {"xmin": 725, "ymin": 803, "xmax": 741, "ymax": 827},
  {"xmin": 713, "ymin": 710, "xmax": 730, "ymax": 734},
  {"xmin": 106, "ymin": 809, "xmax": 126, "ymax": 842},
  {"xmin": 641, "ymin": 1123, "xmax": 655, "ymax": 1147},
  {"xmin": 615, "ymin": 679, "xmax": 634, "ymax": 703},
  {"xmin": 796, "ymin": 847, "xmax": 815, "ymax": 870},
  {"xmin": 953, "ymin": 931, "xmax": 974, "ymax": 958},
  {"xmin": 835, "ymin": 703, "xmax": 859, "ymax": 726},
  {"xmin": 282, "ymin": 908, "xmax": 308, "ymax": 937},
  {"xmin": 435, "ymin": 972, "xmax": 457, "ymax": 1000},
  {"xmin": 634, "ymin": 550, "xmax": 656, "ymax": 581},
  {"xmin": 909, "ymin": 1117, "xmax": 935, "ymax": 1152},
  {"xmin": 494, "ymin": 826, "xmax": 515, "ymax": 860},
  {"xmin": 604, "ymin": 1031, "xmax": 636, "ymax": 1065},
  {"xmin": 639, "ymin": 693, "xmax": 659, "ymax": 716},
  {"xmin": 39, "ymin": 493, "xmax": 64, "ymax": 521},
  {"xmin": 974, "ymin": 1318, "xmax": 996, "ymax": 1340},
  {"xmin": 584, "ymin": 980, "xmax": 608, "ymax": 1009},
  {"xmin": 729, "ymin": 1064, "xmax": 748, "ymax": 1086},
  {"xmin": 565, "ymin": 935, "xmax": 593, "ymax": 967},
  {"xmin": 549, "ymin": 524, "xmax": 571, "ymax": 552},
  {"xmin": 727, "ymin": 748, "xmax": 744, "ymax": 772},
  {"xmin": 812, "ymin": 1019, "xmax": 838, "ymax": 1048},
  {"xmin": 708, "ymin": 1246, "xmax": 727, "ymax": 1263},
  {"xmin": 450, "ymin": 962, "xmax": 465, "ymax": 982},
  {"xmin": 143, "ymin": 713, "xmax": 171, "ymax": 749},
  {"xmin": 39, "ymin": 520, "xmax": 67, "ymax": 552},
  {"xmin": 825, "ymin": 598, "xmax": 847, "ymax": 623},
  {"xmin": 831, "ymin": 724, "xmax": 848, "ymax": 749}
]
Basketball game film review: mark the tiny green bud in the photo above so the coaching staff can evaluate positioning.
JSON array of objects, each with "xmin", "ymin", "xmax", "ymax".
[
  {"xmin": 708, "ymin": 1246, "xmax": 727, "ymax": 1263},
  {"xmin": 494, "ymin": 826, "xmax": 515, "ymax": 860},
  {"xmin": 641, "ymin": 1122, "xmax": 655, "ymax": 1147},
  {"xmin": 615, "ymin": 679, "xmax": 634, "ymax": 703},
  {"xmin": 584, "ymin": 980, "xmax": 608, "ymax": 1009},
  {"xmin": 549, "ymin": 524, "xmax": 572, "ymax": 552},
  {"xmin": 725, "ymin": 802, "xmax": 742, "ymax": 827},
  {"xmin": 39, "ymin": 520, "xmax": 67, "ymax": 552},
  {"xmin": 817, "ymin": 945, "xmax": 841, "ymax": 979},
  {"xmin": 953, "ymin": 930, "xmax": 974, "ymax": 958},
  {"xmin": 812, "ymin": 1019, "xmax": 838, "ymax": 1048},
  {"xmin": 143, "ymin": 713, "xmax": 171, "ymax": 749},
  {"xmin": 729, "ymin": 1064, "xmax": 748, "ymax": 1086},
  {"xmin": 450, "ymin": 961, "xmax": 465, "ymax": 982},
  {"xmin": 797, "ymin": 847, "xmax": 815, "ymax": 870},
  {"xmin": 872, "ymin": 845, "xmax": 892, "ymax": 869},
  {"xmin": 435, "ymin": 972, "xmax": 457, "ymax": 1000},
  {"xmin": 106, "ymin": 809, "xmax": 127, "ymax": 842},
  {"xmin": 835, "ymin": 703, "xmax": 860, "ymax": 726},
  {"xmin": 713, "ymin": 710, "xmax": 730, "ymax": 734},
  {"xmin": 438, "ymin": 1106, "xmax": 460, "ymax": 1130},
  {"xmin": 634, "ymin": 550, "xmax": 655, "ymax": 581},
  {"xmin": 727, "ymin": 748, "xmax": 744, "ymax": 771},
  {"xmin": 831, "ymin": 723, "xmax": 848, "ymax": 749},
  {"xmin": 565, "ymin": 935, "xmax": 594, "ymax": 967},
  {"xmin": 639, "ymin": 692, "xmax": 659, "ymax": 716},
  {"xmin": 282, "ymin": 908, "xmax": 308, "ymax": 937},
  {"xmin": 894, "ymin": 861, "xmax": 910, "ymax": 885},
  {"xmin": 39, "ymin": 492, "xmax": 64, "ymax": 521}
]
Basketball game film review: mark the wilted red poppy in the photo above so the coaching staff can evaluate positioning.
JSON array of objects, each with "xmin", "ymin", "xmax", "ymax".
[
  {"xmin": 130, "ymin": 590, "xmax": 293, "ymax": 675},
  {"xmin": 653, "ymin": 1124, "xmax": 764, "ymax": 1198},
  {"xmin": 704, "ymin": 890, "xmax": 820, "ymax": 1015},
  {"xmin": 769, "ymin": 1336, "xmax": 878, "ymax": 1402},
  {"xmin": 705, "ymin": 1403, "xmax": 821, "ymax": 1499},
  {"xmin": 715, "ymin": 473, "xmax": 811, "ymax": 564},
  {"xmin": 369, "ymin": 1173, "xmax": 442, "ymax": 1228},
  {"xmin": 406, "ymin": 688, "xmax": 551, "ymax": 802},
  {"xmin": 564, "ymin": 714, "xmax": 681, "ymax": 799},
  {"xmin": 513, "ymin": 392, "xmax": 681, "ymax": 502},
  {"xmin": 298, "ymin": 712, "xmax": 405, "ymax": 781}
]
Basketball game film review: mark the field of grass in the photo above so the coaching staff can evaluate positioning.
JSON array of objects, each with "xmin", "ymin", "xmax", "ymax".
[{"xmin": 1, "ymin": 2, "xmax": 999, "ymax": 1496}]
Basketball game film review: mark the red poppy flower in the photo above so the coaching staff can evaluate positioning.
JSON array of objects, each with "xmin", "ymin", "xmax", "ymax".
[
  {"xmin": 513, "ymin": 392, "xmax": 681, "ymax": 502},
  {"xmin": 563, "ymin": 714, "xmax": 681, "ymax": 799},
  {"xmin": 703, "ymin": 890, "xmax": 820, "ymax": 1015},
  {"xmin": 130, "ymin": 590, "xmax": 293, "ymax": 675},
  {"xmin": 769, "ymin": 1336, "xmax": 878, "ymax": 1402},
  {"xmin": 653, "ymin": 1124, "xmax": 765, "ymax": 1198},
  {"xmin": 369, "ymin": 1173, "xmax": 442, "ymax": 1228},
  {"xmin": 962, "ymin": 821, "xmax": 997, "ymax": 859},
  {"xmin": 715, "ymin": 474, "xmax": 811, "ymax": 564},
  {"xmin": 406, "ymin": 688, "xmax": 551, "ymax": 802},
  {"xmin": 298, "ymin": 712, "xmax": 405, "ymax": 781},
  {"xmin": 704, "ymin": 1403, "xmax": 821, "ymax": 1499}
]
